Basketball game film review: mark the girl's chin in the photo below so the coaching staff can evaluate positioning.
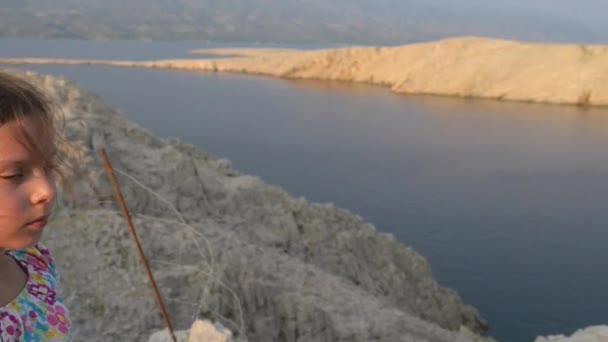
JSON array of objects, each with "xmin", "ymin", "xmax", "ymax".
[{"xmin": 13, "ymin": 232, "xmax": 43, "ymax": 249}]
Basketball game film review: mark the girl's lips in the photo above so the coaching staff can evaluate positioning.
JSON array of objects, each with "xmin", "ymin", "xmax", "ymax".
[{"xmin": 26, "ymin": 215, "xmax": 49, "ymax": 229}]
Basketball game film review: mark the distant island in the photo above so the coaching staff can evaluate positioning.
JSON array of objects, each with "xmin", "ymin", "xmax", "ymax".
[{"xmin": 2, "ymin": 37, "xmax": 607, "ymax": 106}]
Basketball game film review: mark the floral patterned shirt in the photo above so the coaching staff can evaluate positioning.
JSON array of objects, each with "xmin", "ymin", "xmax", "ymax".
[{"xmin": 1, "ymin": 244, "xmax": 71, "ymax": 341}]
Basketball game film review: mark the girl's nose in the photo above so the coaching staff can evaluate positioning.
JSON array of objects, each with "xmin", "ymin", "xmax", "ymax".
[{"xmin": 29, "ymin": 171, "xmax": 57, "ymax": 206}]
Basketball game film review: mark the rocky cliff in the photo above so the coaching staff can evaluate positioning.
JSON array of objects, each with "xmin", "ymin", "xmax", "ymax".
[{"xmin": 6, "ymin": 70, "xmax": 496, "ymax": 341}]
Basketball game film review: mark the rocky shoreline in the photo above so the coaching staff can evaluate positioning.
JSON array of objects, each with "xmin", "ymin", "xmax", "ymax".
[
  {"xmin": 1, "ymin": 37, "xmax": 608, "ymax": 107},
  {"xmin": 4, "ymin": 69, "xmax": 500, "ymax": 341}
]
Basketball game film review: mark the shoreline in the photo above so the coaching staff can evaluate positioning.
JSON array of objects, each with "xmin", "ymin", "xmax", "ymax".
[{"xmin": 2, "ymin": 36, "xmax": 607, "ymax": 108}]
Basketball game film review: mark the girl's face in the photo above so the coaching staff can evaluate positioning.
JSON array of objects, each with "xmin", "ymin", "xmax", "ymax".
[{"xmin": 0, "ymin": 118, "xmax": 56, "ymax": 250}]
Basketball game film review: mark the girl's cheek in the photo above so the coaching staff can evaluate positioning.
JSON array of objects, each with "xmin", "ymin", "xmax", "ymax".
[
  {"xmin": 0, "ymin": 190, "xmax": 26, "ymax": 212},
  {"xmin": 0, "ymin": 181, "xmax": 20, "ymax": 192}
]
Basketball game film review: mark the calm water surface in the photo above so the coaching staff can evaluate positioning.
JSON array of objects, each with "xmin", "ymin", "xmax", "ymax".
[{"xmin": 2, "ymin": 39, "xmax": 608, "ymax": 342}]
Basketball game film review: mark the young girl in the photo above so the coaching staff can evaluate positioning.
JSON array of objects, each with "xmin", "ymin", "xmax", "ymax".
[{"xmin": 0, "ymin": 71, "xmax": 71, "ymax": 341}]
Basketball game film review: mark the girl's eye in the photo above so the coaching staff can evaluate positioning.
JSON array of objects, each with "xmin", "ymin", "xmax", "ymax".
[
  {"xmin": 1, "ymin": 173, "xmax": 25, "ymax": 182},
  {"xmin": 0, "ymin": 167, "xmax": 27, "ymax": 183}
]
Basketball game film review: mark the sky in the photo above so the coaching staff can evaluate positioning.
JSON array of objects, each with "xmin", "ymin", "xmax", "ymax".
[
  {"xmin": 375, "ymin": 0, "xmax": 606, "ymax": 43},
  {"xmin": 0, "ymin": 0, "xmax": 605, "ymax": 44}
]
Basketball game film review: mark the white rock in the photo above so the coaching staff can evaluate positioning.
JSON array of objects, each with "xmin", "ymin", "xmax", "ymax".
[
  {"xmin": 188, "ymin": 320, "xmax": 233, "ymax": 342},
  {"xmin": 535, "ymin": 326, "xmax": 608, "ymax": 342},
  {"xmin": 148, "ymin": 320, "xmax": 234, "ymax": 342}
]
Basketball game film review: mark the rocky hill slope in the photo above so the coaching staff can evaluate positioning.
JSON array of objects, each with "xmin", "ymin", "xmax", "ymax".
[{"xmin": 8, "ymin": 70, "xmax": 494, "ymax": 341}]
